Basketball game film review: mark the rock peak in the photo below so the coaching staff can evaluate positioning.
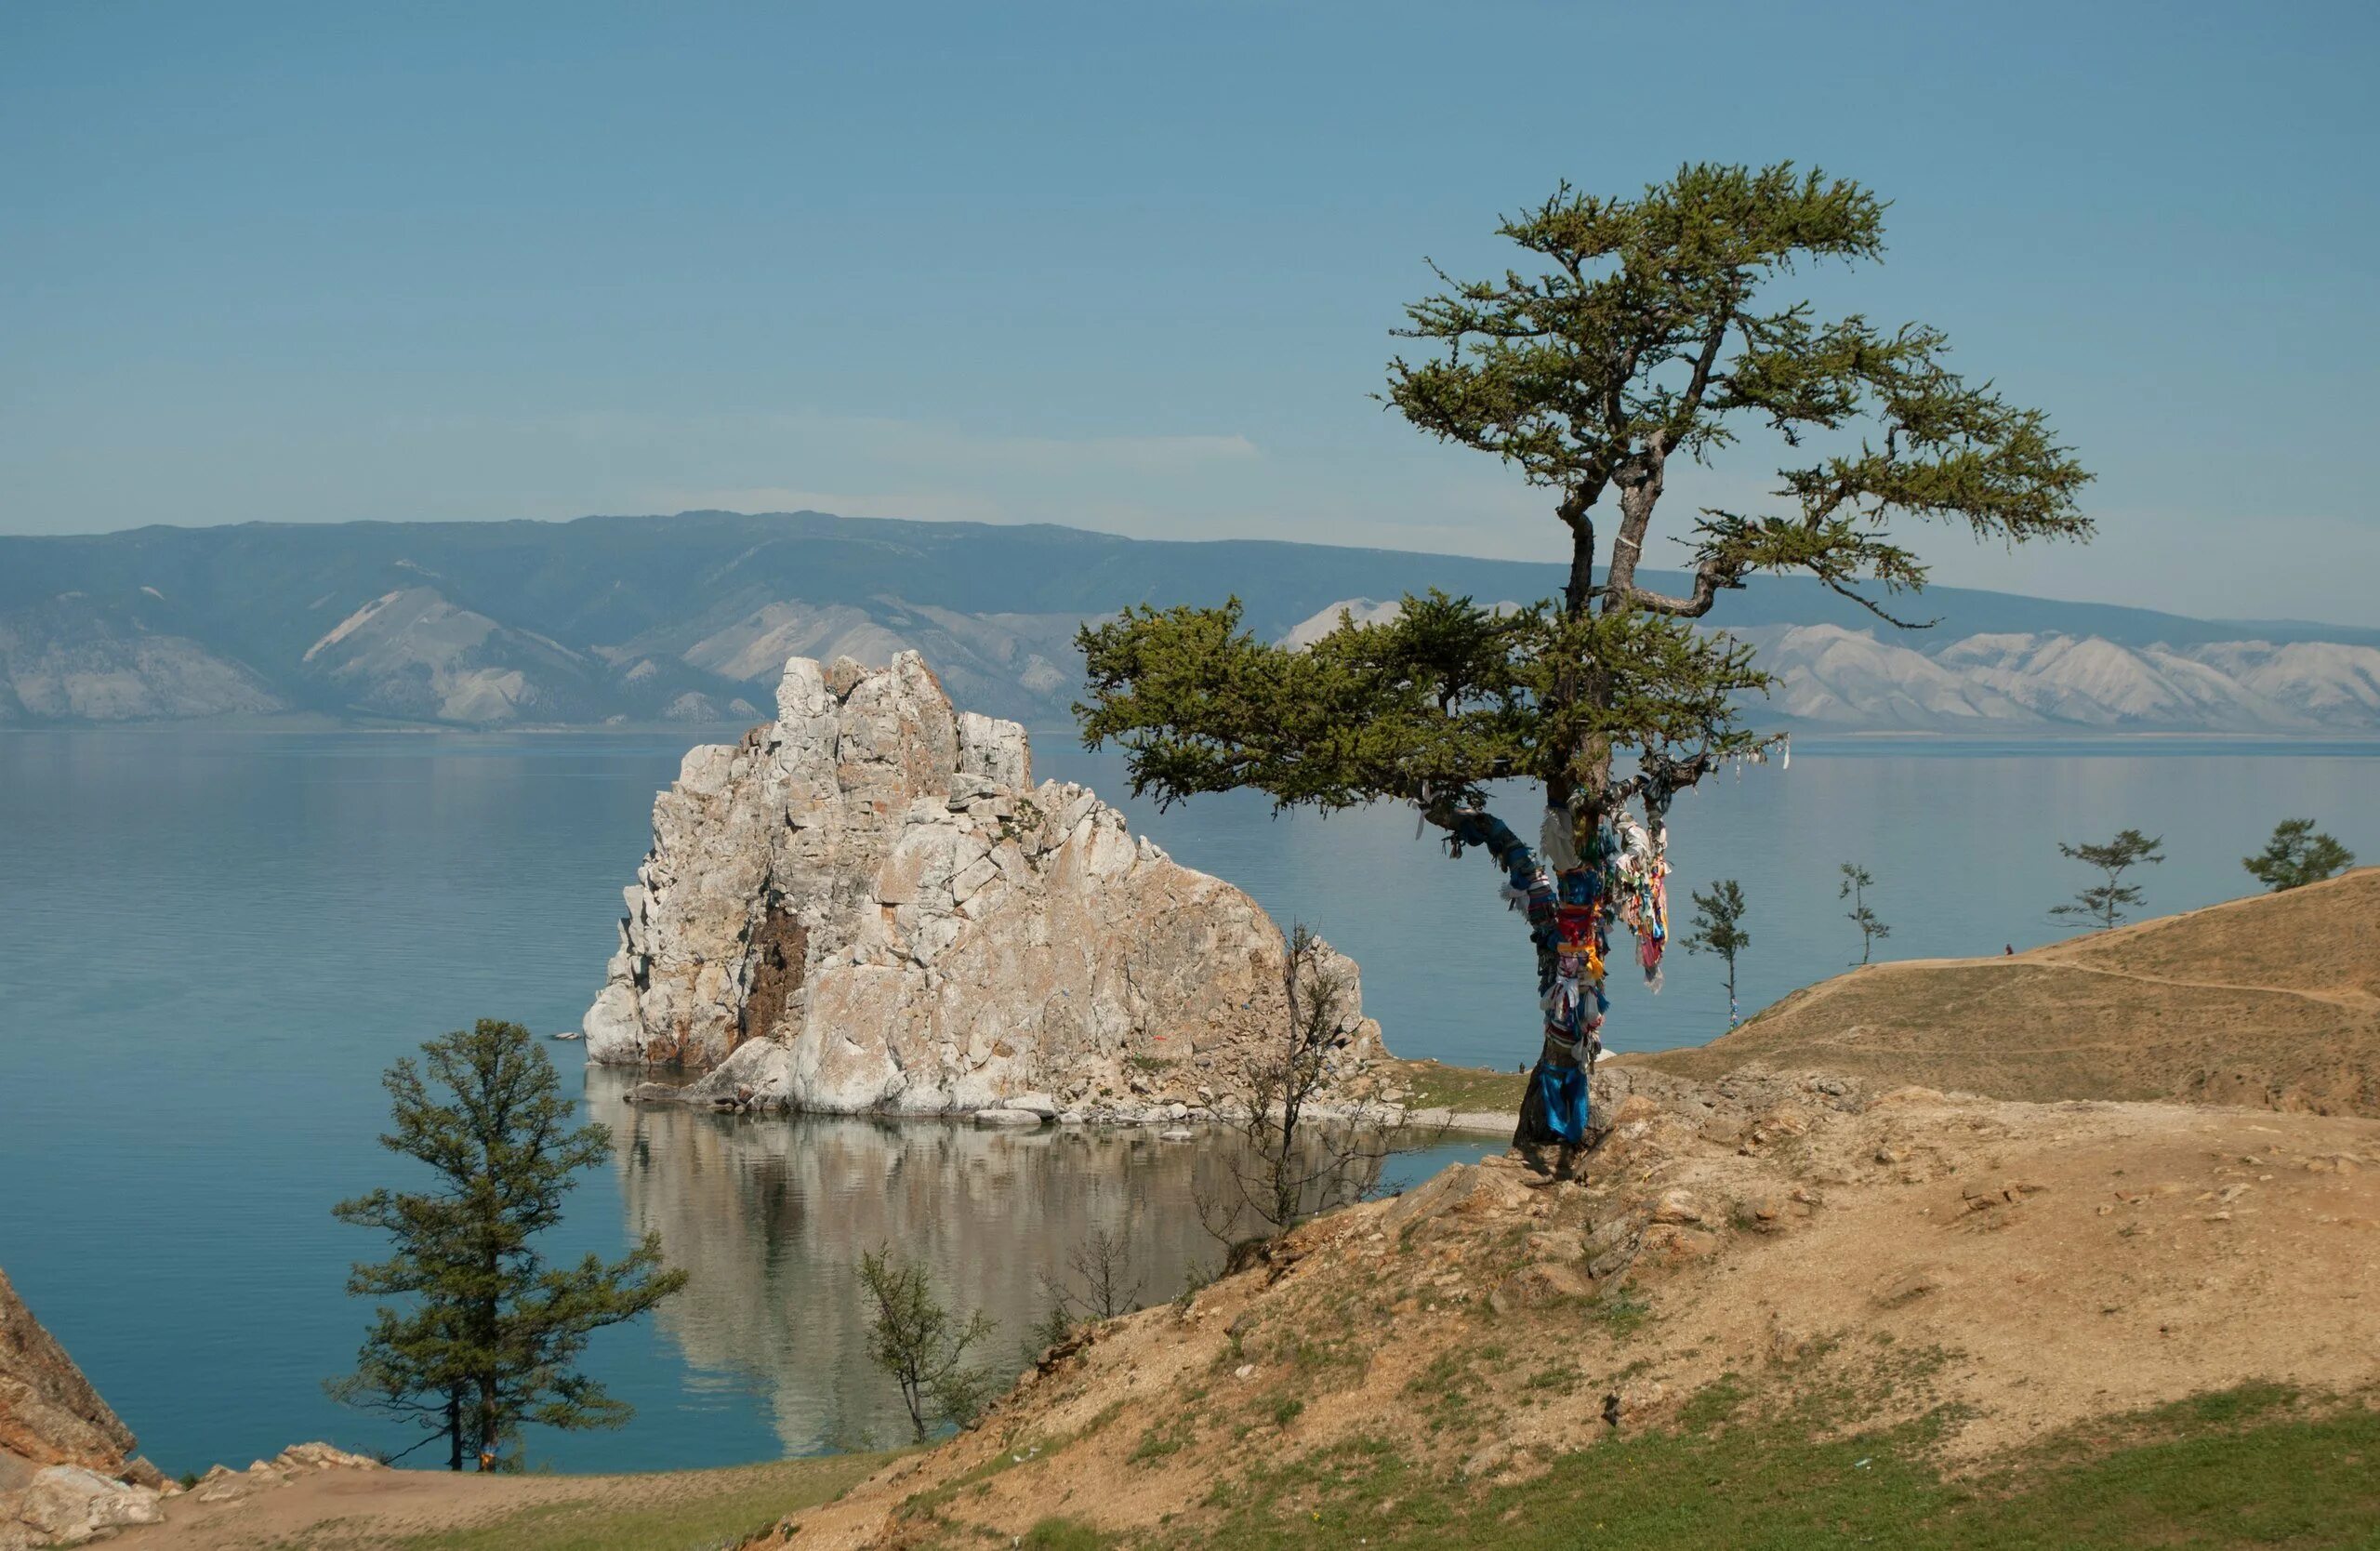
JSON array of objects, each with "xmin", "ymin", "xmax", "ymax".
[{"xmin": 584, "ymin": 652, "xmax": 1379, "ymax": 1116}]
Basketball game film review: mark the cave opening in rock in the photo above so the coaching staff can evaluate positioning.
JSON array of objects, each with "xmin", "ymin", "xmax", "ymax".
[{"xmin": 736, "ymin": 897, "xmax": 808, "ymax": 1055}]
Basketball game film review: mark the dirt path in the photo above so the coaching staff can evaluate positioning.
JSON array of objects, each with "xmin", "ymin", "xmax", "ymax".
[{"xmin": 112, "ymin": 1452, "xmax": 882, "ymax": 1551}]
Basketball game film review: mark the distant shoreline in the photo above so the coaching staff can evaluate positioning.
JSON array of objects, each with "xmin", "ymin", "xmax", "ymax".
[{"xmin": 9, "ymin": 720, "xmax": 2379, "ymax": 751}]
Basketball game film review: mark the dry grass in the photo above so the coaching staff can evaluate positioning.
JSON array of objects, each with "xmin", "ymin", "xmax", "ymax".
[{"xmin": 1630, "ymin": 868, "xmax": 2380, "ymax": 1116}]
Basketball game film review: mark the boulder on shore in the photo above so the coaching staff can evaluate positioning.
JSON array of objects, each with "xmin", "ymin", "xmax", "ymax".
[{"xmin": 583, "ymin": 652, "xmax": 1382, "ymax": 1115}]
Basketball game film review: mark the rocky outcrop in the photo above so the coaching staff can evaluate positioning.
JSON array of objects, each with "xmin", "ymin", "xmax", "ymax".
[
  {"xmin": 178, "ymin": 1442, "xmax": 381, "ymax": 1506},
  {"xmin": 0, "ymin": 1269, "xmax": 165, "ymax": 1549},
  {"xmin": 2, "ymin": 1467, "xmax": 164, "ymax": 1550},
  {"xmin": 583, "ymin": 652, "xmax": 1382, "ymax": 1115},
  {"xmin": 0, "ymin": 1273, "xmax": 136, "ymax": 1485}
]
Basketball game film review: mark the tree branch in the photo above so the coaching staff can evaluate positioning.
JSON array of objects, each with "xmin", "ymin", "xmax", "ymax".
[
  {"xmin": 1818, "ymin": 576, "xmax": 1937, "ymax": 630},
  {"xmin": 1606, "ymin": 558, "xmax": 1738, "ymax": 619},
  {"xmin": 1673, "ymin": 301, "xmax": 1737, "ymax": 443}
]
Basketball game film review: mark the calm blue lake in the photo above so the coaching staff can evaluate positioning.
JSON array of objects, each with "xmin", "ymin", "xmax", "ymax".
[{"xmin": 0, "ymin": 728, "xmax": 2370, "ymax": 1474}]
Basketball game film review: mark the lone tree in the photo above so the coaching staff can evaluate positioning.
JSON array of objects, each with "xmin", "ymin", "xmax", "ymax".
[
  {"xmin": 1048, "ymin": 1229, "xmax": 1142, "ymax": 1324},
  {"xmin": 1198, "ymin": 924, "xmax": 1411, "ymax": 1241},
  {"xmin": 2243, "ymin": 818, "xmax": 2355, "ymax": 893},
  {"xmin": 1840, "ymin": 863, "xmax": 1889, "ymax": 964},
  {"xmin": 857, "ymin": 1248, "xmax": 996, "ymax": 1443},
  {"xmin": 1027, "ymin": 1229, "xmax": 1144, "ymax": 1359},
  {"xmin": 1078, "ymin": 164, "xmax": 2088, "ymax": 1140},
  {"xmin": 1682, "ymin": 880, "xmax": 1751, "ymax": 1027},
  {"xmin": 332, "ymin": 1020, "xmax": 686, "ymax": 1470},
  {"xmin": 2051, "ymin": 829, "xmax": 2164, "ymax": 930}
]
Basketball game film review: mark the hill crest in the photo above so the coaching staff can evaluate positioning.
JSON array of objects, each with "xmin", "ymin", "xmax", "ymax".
[{"xmin": 1633, "ymin": 869, "xmax": 2380, "ymax": 1114}]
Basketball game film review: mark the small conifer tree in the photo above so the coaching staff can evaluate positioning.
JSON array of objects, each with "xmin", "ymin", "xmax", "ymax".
[
  {"xmin": 2243, "ymin": 819, "xmax": 2354, "ymax": 893},
  {"xmin": 331, "ymin": 1019, "xmax": 686, "ymax": 1470},
  {"xmin": 2050, "ymin": 829, "xmax": 2164, "ymax": 930},
  {"xmin": 857, "ymin": 1248, "xmax": 996, "ymax": 1443},
  {"xmin": 1840, "ymin": 863, "xmax": 1889, "ymax": 964},
  {"xmin": 1683, "ymin": 880, "xmax": 1751, "ymax": 1026}
]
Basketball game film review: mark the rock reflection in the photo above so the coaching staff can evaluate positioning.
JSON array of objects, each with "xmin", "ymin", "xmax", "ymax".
[{"xmin": 592, "ymin": 1067, "xmax": 1312, "ymax": 1453}]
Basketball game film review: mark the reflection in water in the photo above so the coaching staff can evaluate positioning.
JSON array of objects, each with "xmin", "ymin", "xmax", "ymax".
[{"xmin": 591, "ymin": 1067, "xmax": 1492, "ymax": 1452}]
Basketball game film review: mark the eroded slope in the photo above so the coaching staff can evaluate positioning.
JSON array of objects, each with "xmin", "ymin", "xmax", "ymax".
[{"xmin": 774, "ymin": 1069, "xmax": 2380, "ymax": 1547}]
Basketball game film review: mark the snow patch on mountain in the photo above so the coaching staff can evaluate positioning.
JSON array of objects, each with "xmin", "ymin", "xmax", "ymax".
[{"xmin": 1751, "ymin": 627, "xmax": 2376, "ymax": 731}]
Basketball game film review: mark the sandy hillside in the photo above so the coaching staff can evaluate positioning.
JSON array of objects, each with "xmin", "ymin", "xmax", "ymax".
[
  {"xmin": 1632, "ymin": 868, "xmax": 2379, "ymax": 1115},
  {"xmin": 760, "ymin": 1065, "xmax": 2380, "ymax": 1547}
]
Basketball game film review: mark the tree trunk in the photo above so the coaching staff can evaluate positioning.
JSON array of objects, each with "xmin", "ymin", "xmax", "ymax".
[
  {"xmin": 1557, "ymin": 509, "xmax": 1618, "ymax": 841},
  {"xmin": 901, "ymin": 1362, "xmax": 927, "ymax": 1443},
  {"xmin": 445, "ymin": 1389, "xmax": 462, "ymax": 1473},
  {"xmin": 476, "ymin": 1377, "xmax": 498, "ymax": 1469}
]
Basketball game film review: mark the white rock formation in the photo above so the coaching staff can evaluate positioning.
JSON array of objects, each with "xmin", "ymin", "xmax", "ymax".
[{"xmin": 582, "ymin": 652, "xmax": 1382, "ymax": 1114}]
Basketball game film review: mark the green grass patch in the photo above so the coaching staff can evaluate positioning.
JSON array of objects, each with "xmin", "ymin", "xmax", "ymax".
[
  {"xmin": 899, "ymin": 1402, "xmax": 1127, "ymax": 1522},
  {"xmin": 393, "ymin": 1452, "xmax": 888, "ymax": 1551},
  {"xmin": 1024, "ymin": 1518, "xmax": 1117, "ymax": 1550},
  {"xmin": 1522, "ymin": 1365, "xmax": 1578, "ymax": 1399},
  {"xmin": 1385, "ymin": 1060, "xmax": 1528, "ymax": 1116},
  {"xmin": 1583, "ymin": 1286, "xmax": 1651, "ymax": 1336},
  {"xmin": 1138, "ymin": 1385, "xmax": 2380, "ymax": 1550},
  {"xmin": 1675, "ymin": 1372, "xmax": 1748, "ymax": 1430},
  {"xmin": 1130, "ymin": 1413, "xmax": 1196, "ymax": 1465}
]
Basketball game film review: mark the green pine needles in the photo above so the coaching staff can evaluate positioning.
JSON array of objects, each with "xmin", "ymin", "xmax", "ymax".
[
  {"xmin": 1683, "ymin": 880, "xmax": 1752, "ymax": 1024},
  {"xmin": 2051, "ymin": 829, "xmax": 2165, "ymax": 931},
  {"xmin": 1083, "ymin": 164, "xmax": 2089, "ymax": 1061},
  {"xmin": 857, "ymin": 1247, "xmax": 998, "ymax": 1444},
  {"xmin": 1839, "ymin": 863, "xmax": 1890, "ymax": 965},
  {"xmin": 2243, "ymin": 819, "xmax": 2355, "ymax": 893},
  {"xmin": 1079, "ymin": 163, "xmax": 2088, "ymax": 897},
  {"xmin": 330, "ymin": 1019, "xmax": 687, "ymax": 1470}
]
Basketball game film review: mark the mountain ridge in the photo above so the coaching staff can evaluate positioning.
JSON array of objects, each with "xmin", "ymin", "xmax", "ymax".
[{"xmin": 3, "ymin": 510, "xmax": 2373, "ymax": 730}]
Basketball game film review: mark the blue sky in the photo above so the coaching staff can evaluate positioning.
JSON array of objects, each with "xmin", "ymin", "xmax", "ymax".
[{"xmin": 4, "ymin": 0, "xmax": 2374, "ymax": 625}]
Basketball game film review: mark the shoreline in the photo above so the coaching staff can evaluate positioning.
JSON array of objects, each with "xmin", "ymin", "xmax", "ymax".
[
  {"xmin": 594, "ymin": 1055, "xmax": 1521, "ymax": 1139},
  {"xmin": 12, "ymin": 720, "xmax": 2380, "ymax": 749},
  {"xmin": 609, "ymin": 1079, "xmax": 1515, "ymax": 1138}
]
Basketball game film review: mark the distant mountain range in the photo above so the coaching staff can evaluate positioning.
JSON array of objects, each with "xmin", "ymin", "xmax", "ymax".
[{"xmin": 2, "ymin": 510, "xmax": 2373, "ymax": 734}]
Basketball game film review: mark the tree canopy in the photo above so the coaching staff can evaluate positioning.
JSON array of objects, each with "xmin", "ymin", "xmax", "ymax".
[
  {"xmin": 1389, "ymin": 165, "xmax": 2091, "ymax": 627},
  {"xmin": 2243, "ymin": 819, "xmax": 2355, "ymax": 893},
  {"xmin": 331, "ymin": 1019, "xmax": 686, "ymax": 1469},
  {"xmin": 857, "ymin": 1247, "xmax": 996, "ymax": 1444},
  {"xmin": 2051, "ymin": 829, "xmax": 2165, "ymax": 930},
  {"xmin": 1682, "ymin": 879, "xmax": 1752, "ymax": 1023},
  {"xmin": 1080, "ymin": 162, "xmax": 2092, "ymax": 834}
]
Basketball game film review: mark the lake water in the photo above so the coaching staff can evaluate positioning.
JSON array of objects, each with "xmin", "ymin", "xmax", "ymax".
[{"xmin": 0, "ymin": 728, "xmax": 2371, "ymax": 1474}]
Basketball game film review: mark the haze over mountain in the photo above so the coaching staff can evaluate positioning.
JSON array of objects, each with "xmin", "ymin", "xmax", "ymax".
[{"xmin": 3, "ymin": 510, "xmax": 2373, "ymax": 732}]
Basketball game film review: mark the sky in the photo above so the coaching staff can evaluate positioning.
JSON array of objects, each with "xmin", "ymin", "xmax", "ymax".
[{"xmin": 3, "ymin": 0, "xmax": 2375, "ymax": 626}]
